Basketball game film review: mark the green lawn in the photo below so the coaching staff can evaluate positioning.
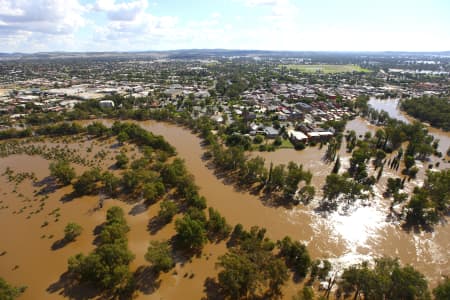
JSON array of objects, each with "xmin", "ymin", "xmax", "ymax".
[
  {"xmin": 281, "ymin": 64, "xmax": 370, "ymax": 74},
  {"xmin": 279, "ymin": 138, "xmax": 294, "ymax": 149}
]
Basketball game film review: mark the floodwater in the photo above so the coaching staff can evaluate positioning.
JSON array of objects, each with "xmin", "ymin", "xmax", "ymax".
[
  {"xmin": 132, "ymin": 120, "xmax": 450, "ymax": 287},
  {"xmin": 368, "ymin": 97, "xmax": 450, "ymax": 155},
  {"xmin": 1, "ymin": 117, "xmax": 449, "ymax": 299}
]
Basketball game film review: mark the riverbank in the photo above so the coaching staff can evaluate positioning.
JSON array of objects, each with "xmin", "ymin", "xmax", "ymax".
[{"xmin": 0, "ymin": 119, "xmax": 448, "ymax": 300}]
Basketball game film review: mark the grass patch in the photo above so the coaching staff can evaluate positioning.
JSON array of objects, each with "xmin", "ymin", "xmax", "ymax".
[
  {"xmin": 281, "ymin": 64, "xmax": 370, "ymax": 73},
  {"xmin": 279, "ymin": 138, "xmax": 294, "ymax": 149}
]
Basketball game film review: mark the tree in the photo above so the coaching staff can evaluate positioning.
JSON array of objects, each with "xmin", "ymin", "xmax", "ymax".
[
  {"xmin": 292, "ymin": 286, "xmax": 314, "ymax": 300},
  {"xmin": 158, "ymin": 200, "xmax": 178, "ymax": 223},
  {"xmin": 145, "ymin": 240, "xmax": 174, "ymax": 273},
  {"xmin": 49, "ymin": 160, "xmax": 75, "ymax": 185},
  {"xmin": 390, "ymin": 265, "xmax": 430, "ymax": 300},
  {"xmin": 310, "ymin": 259, "xmax": 332, "ymax": 281},
  {"xmin": 433, "ymin": 277, "xmax": 450, "ymax": 300},
  {"xmin": 101, "ymin": 171, "xmax": 120, "ymax": 196},
  {"xmin": 217, "ymin": 250, "xmax": 259, "ymax": 299},
  {"xmin": 283, "ymin": 162, "xmax": 312, "ymax": 200},
  {"xmin": 217, "ymin": 226, "xmax": 288, "ymax": 299},
  {"xmin": 115, "ymin": 152, "xmax": 129, "ymax": 169},
  {"xmin": 117, "ymin": 131, "xmax": 129, "ymax": 145},
  {"xmin": 339, "ymin": 257, "xmax": 430, "ymax": 300},
  {"xmin": 73, "ymin": 168, "xmax": 101, "ymax": 196},
  {"xmin": 298, "ymin": 185, "xmax": 315, "ymax": 204},
  {"xmin": 266, "ymin": 164, "xmax": 285, "ymax": 192},
  {"xmin": 386, "ymin": 177, "xmax": 402, "ymax": 196},
  {"xmin": 332, "ymin": 155, "xmax": 341, "ymax": 174},
  {"xmin": 64, "ymin": 222, "xmax": 83, "ymax": 241},
  {"xmin": 277, "ymin": 236, "xmax": 311, "ymax": 278},
  {"xmin": 323, "ymin": 173, "xmax": 348, "ymax": 201},
  {"xmin": 253, "ymin": 135, "xmax": 264, "ymax": 144},
  {"xmin": 207, "ymin": 207, "xmax": 231, "ymax": 241},
  {"xmin": 0, "ymin": 277, "xmax": 26, "ymax": 300},
  {"xmin": 68, "ymin": 207, "xmax": 134, "ymax": 291},
  {"xmin": 239, "ymin": 156, "xmax": 267, "ymax": 185},
  {"xmin": 175, "ymin": 215, "xmax": 207, "ymax": 251}
]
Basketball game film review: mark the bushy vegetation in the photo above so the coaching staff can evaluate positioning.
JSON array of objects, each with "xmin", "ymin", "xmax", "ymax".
[
  {"xmin": 49, "ymin": 160, "xmax": 76, "ymax": 185},
  {"xmin": 68, "ymin": 207, "xmax": 134, "ymax": 292},
  {"xmin": 64, "ymin": 222, "xmax": 83, "ymax": 241},
  {"xmin": 0, "ymin": 277, "xmax": 27, "ymax": 300},
  {"xmin": 405, "ymin": 169, "xmax": 450, "ymax": 228},
  {"xmin": 145, "ymin": 240, "xmax": 174, "ymax": 273},
  {"xmin": 338, "ymin": 257, "xmax": 430, "ymax": 300},
  {"xmin": 401, "ymin": 96, "xmax": 450, "ymax": 131},
  {"xmin": 217, "ymin": 226, "xmax": 288, "ymax": 299}
]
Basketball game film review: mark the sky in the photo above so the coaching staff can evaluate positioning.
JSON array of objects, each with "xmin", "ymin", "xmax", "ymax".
[{"xmin": 0, "ymin": 0, "xmax": 449, "ymax": 53}]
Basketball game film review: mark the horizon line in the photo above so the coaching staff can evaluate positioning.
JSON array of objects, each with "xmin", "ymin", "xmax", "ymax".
[{"xmin": 1, "ymin": 48, "xmax": 450, "ymax": 55}]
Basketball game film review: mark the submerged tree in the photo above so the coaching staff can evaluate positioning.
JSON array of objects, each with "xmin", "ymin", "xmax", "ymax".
[
  {"xmin": 49, "ymin": 160, "xmax": 75, "ymax": 185},
  {"xmin": 145, "ymin": 240, "xmax": 174, "ymax": 273},
  {"xmin": 0, "ymin": 277, "xmax": 27, "ymax": 300},
  {"xmin": 64, "ymin": 222, "xmax": 83, "ymax": 242}
]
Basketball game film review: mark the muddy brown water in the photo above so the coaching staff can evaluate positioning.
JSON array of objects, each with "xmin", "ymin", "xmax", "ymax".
[
  {"xmin": 0, "ymin": 117, "xmax": 449, "ymax": 299},
  {"xmin": 369, "ymin": 97, "xmax": 450, "ymax": 155}
]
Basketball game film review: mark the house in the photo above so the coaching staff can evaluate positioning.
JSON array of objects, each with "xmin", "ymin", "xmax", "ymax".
[
  {"xmin": 263, "ymin": 126, "xmax": 279, "ymax": 139},
  {"xmin": 99, "ymin": 100, "xmax": 115, "ymax": 108},
  {"xmin": 307, "ymin": 130, "xmax": 333, "ymax": 143},
  {"xmin": 288, "ymin": 129, "xmax": 308, "ymax": 144},
  {"xmin": 296, "ymin": 102, "xmax": 313, "ymax": 112}
]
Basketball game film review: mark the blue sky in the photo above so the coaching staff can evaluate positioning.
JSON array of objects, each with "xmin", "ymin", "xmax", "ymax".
[{"xmin": 0, "ymin": 0, "xmax": 449, "ymax": 53}]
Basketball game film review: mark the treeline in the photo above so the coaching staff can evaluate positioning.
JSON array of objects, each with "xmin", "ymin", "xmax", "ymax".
[
  {"xmin": 0, "ymin": 121, "xmax": 175, "ymax": 156},
  {"xmin": 337, "ymin": 258, "xmax": 450, "ymax": 300},
  {"xmin": 401, "ymin": 96, "xmax": 450, "ymax": 131},
  {"xmin": 404, "ymin": 169, "xmax": 450, "ymax": 228},
  {"xmin": 0, "ymin": 128, "xmax": 32, "ymax": 140},
  {"xmin": 68, "ymin": 206, "xmax": 135, "ymax": 294},
  {"xmin": 206, "ymin": 131, "xmax": 315, "ymax": 204}
]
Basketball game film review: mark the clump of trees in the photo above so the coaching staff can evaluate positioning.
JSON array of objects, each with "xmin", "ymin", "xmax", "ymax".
[
  {"xmin": 111, "ymin": 122, "xmax": 175, "ymax": 155},
  {"xmin": 175, "ymin": 214, "xmax": 207, "ymax": 251},
  {"xmin": 68, "ymin": 207, "xmax": 134, "ymax": 292},
  {"xmin": 321, "ymin": 173, "xmax": 368, "ymax": 209},
  {"xmin": 145, "ymin": 240, "xmax": 174, "ymax": 273},
  {"xmin": 338, "ymin": 257, "xmax": 430, "ymax": 300},
  {"xmin": 207, "ymin": 207, "xmax": 232, "ymax": 242},
  {"xmin": 401, "ymin": 96, "xmax": 450, "ymax": 131},
  {"xmin": 115, "ymin": 152, "xmax": 129, "ymax": 169},
  {"xmin": 64, "ymin": 222, "xmax": 83, "ymax": 242},
  {"xmin": 73, "ymin": 168, "xmax": 102, "ymax": 196},
  {"xmin": 49, "ymin": 160, "xmax": 76, "ymax": 185},
  {"xmin": 0, "ymin": 277, "xmax": 27, "ymax": 300},
  {"xmin": 217, "ymin": 226, "xmax": 289, "ymax": 299},
  {"xmin": 277, "ymin": 236, "xmax": 311, "ymax": 278},
  {"xmin": 433, "ymin": 276, "xmax": 450, "ymax": 300},
  {"xmin": 404, "ymin": 169, "xmax": 450, "ymax": 228}
]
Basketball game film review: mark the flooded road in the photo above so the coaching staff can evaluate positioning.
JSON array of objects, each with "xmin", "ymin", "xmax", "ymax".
[{"xmin": 1, "ymin": 117, "xmax": 449, "ymax": 299}]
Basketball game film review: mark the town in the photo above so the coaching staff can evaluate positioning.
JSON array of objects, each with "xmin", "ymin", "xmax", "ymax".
[{"xmin": 1, "ymin": 51, "xmax": 449, "ymax": 149}]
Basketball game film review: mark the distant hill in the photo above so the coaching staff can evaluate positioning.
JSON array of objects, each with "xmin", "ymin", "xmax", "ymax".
[{"xmin": 0, "ymin": 49, "xmax": 449, "ymax": 61}]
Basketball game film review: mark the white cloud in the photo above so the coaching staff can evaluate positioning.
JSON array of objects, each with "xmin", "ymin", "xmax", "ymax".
[
  {"xmin": 244, "ymin": 0, "xmax": 281, "ymax": 6},
  {"xmin": 94, "ymin": 0, "xmax": 148, "ymax": 21},
  {"xmin": 0, "ymin": 0, "xmax": 85, "ymax": 35}
]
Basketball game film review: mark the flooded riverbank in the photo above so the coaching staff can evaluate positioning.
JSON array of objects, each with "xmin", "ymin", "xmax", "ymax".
[
  {"xmin": 1, "ymin": 118, "xmax": 449, "ymax": 299},
  {"xmin": 127, "ymin": 120, "xmax": 449, "ymax": 286},
  {"xmin": 368, "ymin": 97, "xmax": 450, "ymax": 155}
]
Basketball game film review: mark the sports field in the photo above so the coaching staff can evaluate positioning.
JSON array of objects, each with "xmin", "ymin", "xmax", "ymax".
[{"xmin": 281, "ymin": 64, "xmax": 370, "ymax": 73}]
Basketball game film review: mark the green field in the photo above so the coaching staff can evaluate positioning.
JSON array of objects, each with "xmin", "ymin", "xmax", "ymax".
[{"xmin": 281, "ymin": 64, "xmax": 370, "ymax": 73}]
